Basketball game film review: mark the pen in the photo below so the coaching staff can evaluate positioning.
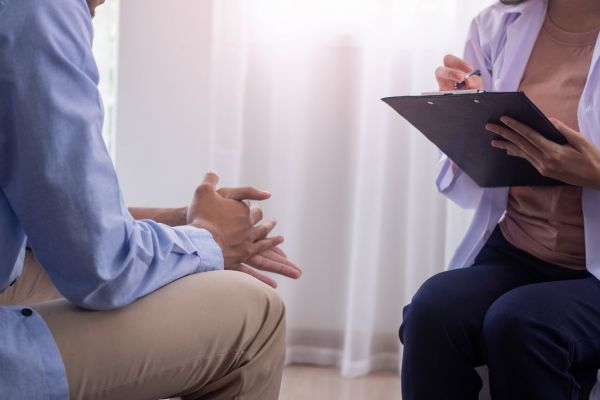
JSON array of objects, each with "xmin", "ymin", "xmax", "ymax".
[{"xmin": 454, "ymin": 69, "xmax": 481, "ymax": 89}]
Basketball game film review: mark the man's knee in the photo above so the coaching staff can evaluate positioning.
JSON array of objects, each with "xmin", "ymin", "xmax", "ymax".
[
  {"xmin": 220, "ymin": 271, "xmax": 285, "ymax": 323},
  {"xmin": 212, "ymin": 271, "xmax": 286, "ymax": 373},
  {"xmin": 164, "ymin": 270, "xmax": 286, "ymax": 342},
  {"xmin": 203, "ymin": 271, "xmax": 286, "ymax": 350}
]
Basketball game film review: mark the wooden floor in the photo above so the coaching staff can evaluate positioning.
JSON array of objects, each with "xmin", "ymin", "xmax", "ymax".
[{"xmin": 280, "ymin": 366, "xmax": 401, "ymax": 400}]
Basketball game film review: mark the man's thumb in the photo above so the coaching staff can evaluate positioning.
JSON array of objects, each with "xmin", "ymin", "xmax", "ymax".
[{"xmin": 201, "ymin": 171, "xmax": 220, "ymax": 189}]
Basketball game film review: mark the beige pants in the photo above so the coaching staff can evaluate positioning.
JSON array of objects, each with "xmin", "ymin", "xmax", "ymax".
[{"xmin": 0, "ymin": 252, "xmax": 286, "ymax": 400}]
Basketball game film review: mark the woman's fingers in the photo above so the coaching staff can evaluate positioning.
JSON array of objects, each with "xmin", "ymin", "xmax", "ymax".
[
  {"xmin": 464, "ymin": 75, "xmax": 483, "ymax": 90},
  {"xmin": 435, "ymin": 66, "xmax": 466, "ymax": 84},
  {"xmin": 443, "ymin": 54, "xmax": 472, "ymax": 72},
  {"xmin": 486, "ymin": 121, "xmax": 544, "ymax": 161},
  {"xmin": 436, "ymin": 55, "xmax": 483, "ymax": 91},
  {"xmin": 437, "ymin": 78, "xmax": 459, "ymax": 91},
  {"xmin": 491, "ymin": 139, "xmax": 548, "ymax": 177},
  {"xmin": 500, "ymin": 116, "xmax": 559, "ymax": 152},
  {"xmin": 492, "ymin": 140, "xmax": 531, "ymax": 161},
  {"xmin": 549, "ymin": 117, "xmax": 588, "ymax": 149}
]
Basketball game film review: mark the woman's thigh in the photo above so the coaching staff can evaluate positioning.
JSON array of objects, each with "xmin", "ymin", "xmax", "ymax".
[
  {"xmin": 480, "ymin": 277, "xmax": 600, "ymax": 398},
  {"xmin": 401, "ymin": 226, "xmax": 590, "ymax": 347},
  {"xmin": 484, "ymin": 276, "xmax": 600, "ymax": 369},
  {"xmin": 402, "ymin": 257, "xmax": 533, "ymax": 331}
]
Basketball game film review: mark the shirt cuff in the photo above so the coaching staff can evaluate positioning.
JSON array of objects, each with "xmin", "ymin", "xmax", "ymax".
[{"xmin": 176, "ymin": 226, "xmax": 225, "ymax": 272}]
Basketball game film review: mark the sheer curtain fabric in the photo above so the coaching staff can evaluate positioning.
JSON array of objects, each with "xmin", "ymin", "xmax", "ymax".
[{"xmin": 115, "ymin": 0, "xmax": 493, "ymax": 378}]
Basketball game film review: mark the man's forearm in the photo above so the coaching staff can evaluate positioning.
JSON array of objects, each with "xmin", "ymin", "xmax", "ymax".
[{"xmin": 129, "ymin": 207, "xmax": 187, "ymax": 227}]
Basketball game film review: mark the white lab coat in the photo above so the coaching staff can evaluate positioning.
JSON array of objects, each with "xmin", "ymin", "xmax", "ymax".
[{"xmin": 437, "ymin": 0, "xmax": 600, "ymax": 396}]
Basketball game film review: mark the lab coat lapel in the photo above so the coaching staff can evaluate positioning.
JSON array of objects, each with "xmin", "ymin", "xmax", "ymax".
[
  {"xmin": 589, "ymin": 35, "xmax": 600, "ymax": 82},
  {"xmin": 581, "ymin": 37, "xmax": 600, "ymax": 284},
  {"xmin": 580, "ymin": 36, "xmax": 600, "ymax": 146}
]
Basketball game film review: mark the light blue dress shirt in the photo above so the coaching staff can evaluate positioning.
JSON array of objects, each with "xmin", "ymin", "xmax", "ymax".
[
  {"xmin": 436, "ymin": 0, "xmax": 600, "ymax": 395},
  {"xmin": 0, "ymin": 0, "xmax": 224, "ymax": 398}
]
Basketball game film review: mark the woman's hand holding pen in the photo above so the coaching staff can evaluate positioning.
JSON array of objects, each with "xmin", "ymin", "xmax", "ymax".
[
  {"xmin": 435, "ymin": 54, "xmax": 483, "ymax": 91},
  {"xmin": 486, "ymin": 117, "xmax": 600, "ymax": 190}
]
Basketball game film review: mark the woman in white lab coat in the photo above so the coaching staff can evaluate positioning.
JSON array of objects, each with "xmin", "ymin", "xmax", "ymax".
[{"xmin": 400, "ymin": 0, "xmax": 600, "ymax": 399}]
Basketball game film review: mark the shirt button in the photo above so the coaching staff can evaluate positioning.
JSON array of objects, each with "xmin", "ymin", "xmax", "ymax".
[{"xmin": 21, "ymin": 308, "xmax": 33, "ymax": 317}]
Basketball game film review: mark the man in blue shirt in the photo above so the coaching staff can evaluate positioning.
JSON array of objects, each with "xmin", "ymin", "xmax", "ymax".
[{"xmin": 0, "ymin": 0, "xmax": 301, "ymax": 398}]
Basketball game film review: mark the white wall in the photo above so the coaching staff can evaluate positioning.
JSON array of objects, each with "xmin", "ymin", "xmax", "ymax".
[{"xmin": 115, "ymin": 0, "xmax": 215, "ymax": 207}]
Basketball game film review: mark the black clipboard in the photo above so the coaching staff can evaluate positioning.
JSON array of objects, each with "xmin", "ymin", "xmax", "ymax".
[{"xmin": 382, "ymin": 91, "xmax": 567, "ymax": 187}]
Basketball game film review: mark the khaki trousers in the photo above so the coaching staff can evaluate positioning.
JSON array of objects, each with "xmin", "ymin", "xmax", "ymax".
[{"xmin": 0, "ymin": 252, "xmax": 286, "ymax": 400}]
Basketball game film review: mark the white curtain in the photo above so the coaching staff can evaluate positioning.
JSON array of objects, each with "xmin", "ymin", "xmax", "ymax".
[
  {"xmin": 113, "ymin": 0, "xmax": 493, "ymax": 378},
  {"xmin": 92, "ymin": 0, "xmax": 119, "ymax": 156},
  {"xmin": 204, "ymin": 0, "xmax": 493, "ymax": 377}
]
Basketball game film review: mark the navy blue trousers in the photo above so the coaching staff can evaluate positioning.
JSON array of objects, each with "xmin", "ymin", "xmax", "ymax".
[{"xmin": 400, "ymin": 227, "xmax": 600, "ymax": 400}]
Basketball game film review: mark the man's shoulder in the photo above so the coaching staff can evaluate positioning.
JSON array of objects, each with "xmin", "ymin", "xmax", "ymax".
[
  {"xmin": 0, "ymin": 0, "xmax": 91, "ymax": 38},
  {"xmin": 0, "ymin": 0, "xmax": 93, "ymax": 67}
]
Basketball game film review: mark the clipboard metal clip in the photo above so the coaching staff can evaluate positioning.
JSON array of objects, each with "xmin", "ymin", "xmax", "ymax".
[{"xmin": 421, "ymin": 89, "xmax": 486, "ymax": 96}]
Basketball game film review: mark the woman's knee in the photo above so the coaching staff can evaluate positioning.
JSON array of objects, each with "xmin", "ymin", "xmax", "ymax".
[
  {"xmin": 401, "ymin": 271, "xmax": 469, "ymax": 341},
  {"xmin": 482, "ymin": 289, "xmax": 547, "ymax": 353}
]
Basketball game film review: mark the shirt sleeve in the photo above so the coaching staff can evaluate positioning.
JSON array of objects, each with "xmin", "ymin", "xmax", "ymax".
[
  {"xmin": 1, "ymin": 0, "xmax": 223, "ymax": 310},
  {"xmin": 463, "ymin": 15, "xmax": 494, "ymax": 92}
]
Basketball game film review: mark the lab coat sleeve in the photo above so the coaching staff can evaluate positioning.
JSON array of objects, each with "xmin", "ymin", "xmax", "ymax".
[{"xmin": 435, "ymin": 14, "xmax": 494, "ymax": 209}]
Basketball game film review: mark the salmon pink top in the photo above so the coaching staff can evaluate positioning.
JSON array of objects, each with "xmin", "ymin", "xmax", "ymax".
[{"xmin": 500, "ymin": 15, "xmax": 599, "ymax": 270}]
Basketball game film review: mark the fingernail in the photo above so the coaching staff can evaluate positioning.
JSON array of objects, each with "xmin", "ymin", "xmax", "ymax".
[{"xmin": 500, "ymin": 116, "xmax": 509, "ymax": 124}]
